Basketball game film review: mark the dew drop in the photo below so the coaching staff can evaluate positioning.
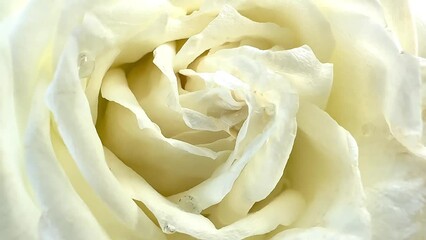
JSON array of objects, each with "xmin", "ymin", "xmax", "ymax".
[
  {"xmin": 361, "ymin": 123, "xmax": 375, "ymax": 137},
  {"xmin": 78, "ymin": 52, "xmax": 95, "ymax": 78},
  {"xmin": 178, "ymin": 195, "xmax": 201, "ymax": 214},
  {"xmin": 162, "ymin": 223, "xmax": 176, "ymax": 234}
]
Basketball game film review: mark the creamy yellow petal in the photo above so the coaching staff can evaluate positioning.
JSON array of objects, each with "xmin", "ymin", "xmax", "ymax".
[
  {"xmin": 0, "ymin": 30, "xmax": 39, "ymax": 240},
  {"xmin": 46, "ymin": 38, "xmax": 164, "ymax": 239},
  {"xmin": 174, "ymin": 5, "xmax": 295, "ymax": 70},
  {"xmin": 294, "ymin": 103, "xmax": 369, "ymax": 238},
  {"xmin": 26, "ymin": 82, "xmax": 109, "ymax": 240},
  {"xmin": 106, "ymin": 147, "xmax": 305, "ymax": 240},
  {"xmin": 379, "ymin": 0, "xmax": 418, "ymax": 54}
]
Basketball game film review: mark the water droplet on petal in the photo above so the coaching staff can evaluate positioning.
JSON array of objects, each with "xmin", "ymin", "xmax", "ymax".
[
  {"xmin": 361, "ymin": 123, "xmax": 375, "ymax": 137},
  {"xmin": 78, "ymin": 52, "xmax": 95, "ymax": 78},
  {"xmin": 162, "ymin": 223, "xmax": 176, "ymax": 234},
  {"xmin": 178, "ymin": 195, "xmax": 201, "ymax": 214}
]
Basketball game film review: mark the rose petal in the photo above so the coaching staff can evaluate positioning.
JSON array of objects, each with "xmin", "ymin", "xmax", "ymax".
[
  {"xmin": 316, "ymin": 0, "xmax": 386, "ymax": 25},
  {"xmin": 177, "ymin": 45, "xmax": 332, "ymax": 223},
  {"xmin": 379, "ymin": 0, "xmax": 418, "ymax": 54},
  {"xmin": 101, "ymin": 68, "xmax": 160, "ymax": 130},
  {"xmin": 78, "ymin": 1, "xmax": 183, "ymax": 122},
  {"xmin": 105, "ymin": 147, "xmax": 305, "ymax": 240},
  {"xmin": 270, "ymin": 227, "xmax": 361, "ymax": 240},
  {"xmin": 175, "ymin": 90, "xmax": 260, "ymax": 207},
  {"xmin": 127, "ymin": 53, "xmax": 191, "ymax": 137},
  {"xmin": 366, "ymin": 173, "xmax": 426, "ymax": 240},
  {"xmin": 279, "ymin": 102, "xmax": 370, "ymax": 239},
  {"xmin": 200, "ymin": 0, "xmax": 335, "ymax": 62},
  {"xmin": 153, "ymin": 42, "xmax": 181, "ymax": 110},
  {"xmin": 173, "ymin": 5, "xmax": 295, "ymax": 70},
  {"xmin": 197, "ymin": 45, "xmax": 333, "ymax": 109},
  {"xmin": 320, "ymin": 4, "xmax": 425, "ymax": 155},
  {"xmin": 315, "ymin": 5, "xmax": 426, "ymax": 238},
  {"xmin": 46, "ymin": 38, "xmax": 165, "ymax": 239},
  {"xmin": 0, "ymin": 32, "xmax": 39, "ymax": 240},
  {"xmin": 321, "ymin": 4, "xmax": 425, "ymax": 157},
  {"xmin": 410, "ymin": 0, "xmax": 426, "ymax": 58},
  {"xmin": 101, "ymin": 66, "xmax": 218, "ymax": 159},
  {"xmin": 170, "ymin": 0, "xmax": 203, "ymax": 14},
  {"xmin": 109, "ymin": 2, "xmax": 216, "ymax": 65},
  {"xmin": 99, "ymin": 67, "xmax": 227, "ymax": 195},
  {"xmin": 179, "ymin": 89, "xmax": 247, "ymax": 131},
  {"xmin": 167, "ymin": 69, "xmax": 299, "ymax": 227},
  {"xmin": 0, "ymin": 0, "xmax": 26, "ymax": 20},
  {"xmin": 26, "ymin": 81, "xmax": 109, "ymax": 240}
]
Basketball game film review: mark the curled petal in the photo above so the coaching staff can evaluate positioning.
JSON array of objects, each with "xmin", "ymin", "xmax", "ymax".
[
  {"xmin": 105, "ymin": 147, "xmax": 305, "ymax": 240},
  {"xmin": 46, "ymin": 38, "xmax": 164, "ymax": 239}
]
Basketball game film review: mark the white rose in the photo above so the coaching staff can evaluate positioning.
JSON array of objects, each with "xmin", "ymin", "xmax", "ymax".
[{"xmin": 1, "ymin": 1, "xmax": 425, "ymax": 240}]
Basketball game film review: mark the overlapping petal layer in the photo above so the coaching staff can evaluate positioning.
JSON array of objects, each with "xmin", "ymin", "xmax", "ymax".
[{"xmin": 1, "ymin": 0, "xmax": 425, "ymax": 240}]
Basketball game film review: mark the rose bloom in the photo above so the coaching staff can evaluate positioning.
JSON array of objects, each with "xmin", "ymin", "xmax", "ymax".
[{"xmin": 1, "ymin": 0, "xmax": 426, "ymax": 239}]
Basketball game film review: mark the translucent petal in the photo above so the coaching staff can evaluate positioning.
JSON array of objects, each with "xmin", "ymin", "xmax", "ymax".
[
  {"xmin": 105, "ymin": 147, "xmax": 305, "ymax": 240},
  {"xmin": 25, "ymin": 82, "xmax": 109, "ymax": 240},
  {"xmin": 128, "ymin": 48, "xmax": 241, "ymax": 138},
  {"xmin": 46, "ymin": 38, "xmax": 164, "ymax": 239},
  {"xmin": 0, "ymin": 30, "xmax": 39, "ymax": 240},
  {"xmin": 379, "ymin": 0, "xmax": 418, "ymax": 54},
  {"xmin": 322, "ymin": 7, "xmax": 425, "ymax": 157},
  {"xmin": 200, "ymin": 0, "xmax": 335, "ymax": 62},
  {"xmin": 315, "ymin": 0, "xmax": 386, "ymax": 25},
  {"xmin": 101, "ymin": 68, "xmax": 161, "ymax": 131},
  {"xmin": 169, "ymin": 0, "xmax": 203, "ymax": 13},
  {"xmin": 179, "ymin": 88, "xmax": 247, "ymax": 132},
  {"xmin": 99, "ymin": 65, "xmax": 231, "ymax": 195},
  {"xmin": 173, "ymin": 5, "xmax": 295, "ymax": 70},
  {"xmin": 210, "ymin": 91, "xmax": 298, "ymax": 224},
  {"xmin": 9, "ymin": 0, "xmax": 63, "ymax": 135},
  {"xmin": 153, "ymin": 42, "xmax": 181, "ymax": 111},
  {"xmin": 111, "ymin": 2, "xmax": 212, "ymax": 65},
  {"xmin": 0, "ymin": 0, "xmax": 27, "ymax": 20},
  {"xmin": 410, "ymin": 0, "xmax": 426, "ymax": 58},
  {"xmin": 178, "ymin": 46, "xmax": 332, "ymax": 223},
  {"xmin": 315, "ymin": 6, "xmax": 426, "ymax": 239},
  {"xmin": 50, "ymin": 126, "xmax": 159, "ymax": 239},
  {"xmin": 163, "ymin": 73, "xmax": 276, "ymax": 209},
  {"xmin": 366, "ymin": 174, "xmax": 426, "ymax": 240},
  {"xmin": 100, "ymin": 67, "xmax": 224, "ymax": 158},
  {"xmin": 152, "ymin": 42, "xmax": 244, "ymax": 133},
  {"xmin": 270, "ymin": 227, "xmax": 361, "ymax": 240},
  {"xmin": 77, "ymin": 1, "xmax": 185, "ymax": 121},
  {"xmin": 127, "ymin": 53, "xmax": 191, "ymax": 137},
  {"xmin": 197, "ymin": 45, "xmax": 333, "ymax": 109},
  {"xmin": 157, "ymin": 71, "xmax": 297, "ymax": 231},
  {"xmin": 282, "ymin": 103, "xmax": 370, "ymax": 239}
]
